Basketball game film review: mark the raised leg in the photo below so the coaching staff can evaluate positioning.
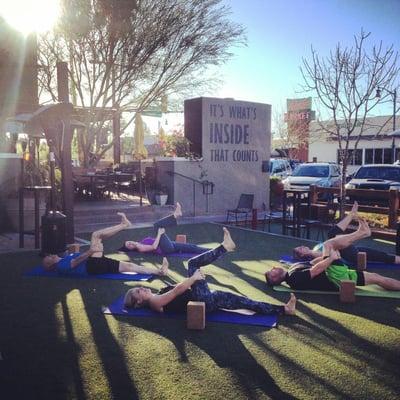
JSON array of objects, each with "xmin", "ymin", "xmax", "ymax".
[
  {"xmin": 119, "ymin": 257, "xmax": 169, "ymax": 276},
  {"xmin": 322, "ymin": 218, "xmax": 371, "ymax": 257},
  {"xmin": 363, "ymin": 271, "xmax": 400, "ymax": 290}
]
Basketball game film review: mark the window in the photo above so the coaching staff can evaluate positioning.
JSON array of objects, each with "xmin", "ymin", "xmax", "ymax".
[
  {"xmin": 364, "ymin": 148, "xmax": 393, "ymax": 164},
  {"xmin": 337, "ymin": 149, "xmax": 362, "ymax": 165},
  {"xmin": 365, "ymin": 149, "xmax": 373, "ymax": 164}
]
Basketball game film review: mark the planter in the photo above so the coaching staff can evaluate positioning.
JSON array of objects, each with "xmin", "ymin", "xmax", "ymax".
[
  {"xmin": 155, "ymin": 194, "xmax": 168, "ymax": 206},
  {"xmin": 6, "ymin": 197, "xmax": 46, "ymax": 232}
]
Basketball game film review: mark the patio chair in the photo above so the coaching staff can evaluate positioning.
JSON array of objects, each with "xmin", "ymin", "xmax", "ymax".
[
  {"xmin": 261, "ymin": 203, "xmax": 283, "ymax": 232},
  {"xmin": 226, "ymin": 193, "xmax": 254, "ymax": 226}
]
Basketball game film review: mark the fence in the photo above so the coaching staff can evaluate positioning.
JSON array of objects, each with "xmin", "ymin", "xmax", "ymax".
[{"xmin": 309, "ymin": 185, "xmax": 399, "ymax": 229}]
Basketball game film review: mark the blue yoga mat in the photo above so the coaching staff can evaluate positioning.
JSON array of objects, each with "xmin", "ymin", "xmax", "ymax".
[
  {"xmin": 279, "ymin": 255, "xmax": 400, "ymax": 270},
  {"xmin": 24, "ymin": 265, "xmax": 153, "ymax": 281},
  {"xmin": 103, "ymin": 295, "xmax": 278, "ymax": 327}
]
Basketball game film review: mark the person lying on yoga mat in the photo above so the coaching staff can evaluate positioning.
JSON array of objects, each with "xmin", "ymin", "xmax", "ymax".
[
  {"xmin": 292, "ymin": 201, "xmax": 400, "ymax": 266},
  {"xmin": 121, "ymin": 202, "xmax": 208, "ymax": 255},
  {"xmin": 124, "ymin": 227, "xmax": 297, "ymax": 316},
  {"xmin": 42, "ymin": 213, "xmax": 168, "ymax": 277},
  {"xmin": 265, "ymin": 248, "xmax": 400, "ymax": 292}
]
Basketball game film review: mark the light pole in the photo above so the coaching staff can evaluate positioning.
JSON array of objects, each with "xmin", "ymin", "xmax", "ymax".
[{"xmin": 376, "ymin": 87, "xmax": 397, "ymax": 162}]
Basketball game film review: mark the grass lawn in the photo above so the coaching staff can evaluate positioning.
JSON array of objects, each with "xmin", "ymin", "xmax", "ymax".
[{"xmin": 1, "ymin": 223, "xmax": 399, "ymax": 400}]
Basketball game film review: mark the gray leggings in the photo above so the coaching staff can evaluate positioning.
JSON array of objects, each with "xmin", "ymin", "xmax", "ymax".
[{"xmin": 153, "ymin": 214, "xmax": 208, "ymax": 254}]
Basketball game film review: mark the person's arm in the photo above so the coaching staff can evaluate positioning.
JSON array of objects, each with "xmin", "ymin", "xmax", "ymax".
[
  {"xmin": 309, "ymin": 250, "xmax": 341, "ymax": 278},
  {"xmin": 70, "ymin": 249, "xmax": 95, "ymax": 268},
  {"xmin": 310, "ymin": 255, "xmax": 324, "ymax": 265},
  {"xmin": 70, "ymin": 242, "xmax": 102, "ymax": 268},
  {"xmin": 135, "ymin": 229, "xmax": 165, "ymax": 253},
  {"xmin": 151, "ymin": 228, "xmax": 165, "ymax": 250},
  {"xmin": 149, "ymin": 269, "xmax": 204, "ymax": 312},
  {"xmin": 135, "ymin": 243, "xmax": 158, "ymax": 253}
]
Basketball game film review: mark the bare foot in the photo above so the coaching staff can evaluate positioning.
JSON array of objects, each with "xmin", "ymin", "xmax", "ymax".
[
  {"xmin": 358, "ymin": 218, "xmax": 371, "ymax": 238},
  {"xmin": 158, "ymin": 257, "xmax": 169, "ymax": 276},
  {"xmin": 117, "ymin": 212, "xmax": 132, "ymax": 228},
  {"xmin": 222, "ymin": 227, "xmax": 236, "ymax": 252},
  {"xmin": 350, "ymin": 201, "xmax": 358, "ymax": 219},
  {"xmin": 284, "ymin": 293, "xmax": 296, "ymax": 315},
  {"xmin": 173, "ymin": 202, "xmax": 182, "ymax": 219}
]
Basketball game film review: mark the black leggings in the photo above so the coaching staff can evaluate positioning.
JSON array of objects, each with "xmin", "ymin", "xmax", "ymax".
[{"xmin": 327, "ymin": 226, "xmax": 395, "ymax": 265}]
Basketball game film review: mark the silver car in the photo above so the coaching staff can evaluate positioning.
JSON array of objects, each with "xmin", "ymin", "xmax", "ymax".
[{"xmin": 282, "ymin": 162, "xmax": 341, "ymax": 190}]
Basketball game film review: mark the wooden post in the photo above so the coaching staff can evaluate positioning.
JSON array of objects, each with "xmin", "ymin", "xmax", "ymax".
[
  {"xmin": 357, "ymin": 252, "xmax": 367, "ymax": 271},
  {"xmin": 187, "ymin": 301, "xmax": 205, "ymax": 330},
  {"xmin": 388, "ymin": 189, "xmax": 398, "ymax": 229},
  {"xmin": 309, "ymin": 185, "xmax": 318, "ymax": 204},
  {"xmin": 252, "ymin": 208, "xmax": 257, "ymax": 230},
  {"xmin": 339, "ymin": 280, "xmax": 356, "ymax": 303}
]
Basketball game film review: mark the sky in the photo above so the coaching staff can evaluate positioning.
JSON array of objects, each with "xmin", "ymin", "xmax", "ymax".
[
  {"xmin": 1, "ymin": 0, "xmax": 399, "ymax": 134},
  {"xmin": 213, "ymin": 0, "xmax": 400, "ymax": 120}
]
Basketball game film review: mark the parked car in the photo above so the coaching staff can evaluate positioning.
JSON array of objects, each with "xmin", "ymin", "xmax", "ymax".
[
  {"xmin": 345, "ymin": 164, "xmax": 400, "ymax": 204},
  {"xmin": 282, "ymin": 162, "xmax": 341, "ymax": 191},
  {"xmin": 269, "ymin": 158, "xmax": 292, "ymax": 179}
]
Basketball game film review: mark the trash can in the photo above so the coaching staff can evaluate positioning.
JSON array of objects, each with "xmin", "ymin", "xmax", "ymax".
[{"xmin": 41, "ymin": 211, "xmax": 67, "ymax": 255}]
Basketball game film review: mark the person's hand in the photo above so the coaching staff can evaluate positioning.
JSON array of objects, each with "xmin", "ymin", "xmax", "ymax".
[
  {"xmin": 158, "ymin": 227, "xmax": 166, "ymax": 235},
  {"xmin": 329, "ymin": 249, "xmax": 341, "ymax": 261},
  {"xmin": 192, "ymin": 268, "xmax": 205, "ymax": 281},
  {"xmin": 322, "ymin": 242, "xmax": 333, "ymax": 258},
  {"xmin": 90, "ymin": 242, "xmax": 103, "ymax": 253}
]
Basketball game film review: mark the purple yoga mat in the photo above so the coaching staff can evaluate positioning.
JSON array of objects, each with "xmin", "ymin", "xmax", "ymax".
[{"xmin": 103, "ymin": 295, "xmax": 278, "ymax": 327}]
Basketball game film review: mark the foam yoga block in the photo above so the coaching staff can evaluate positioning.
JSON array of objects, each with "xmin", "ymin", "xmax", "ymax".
[
  {"xmin": 175, "ymin": 234, "xmax": 187, "ymax": 244},
  {"xmin": 187, "ymin": 301, "xmax": 205, "ymax": 330},
  {"xmin": 340, "ymin": 280, "xmax": 356, "ymax": 303},
  {"xmin": 357, "ymin": 252, "xmax": 367, "ymax": 271}
]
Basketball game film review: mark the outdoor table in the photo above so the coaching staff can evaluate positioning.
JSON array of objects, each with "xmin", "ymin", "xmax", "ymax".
[
  {"xmin": 75, "ymin": 173, "xmax": 133, "ymax": 198},
  {"xmin": 282, "ymin": 188, "xmax": 311, "ymax": 238}
]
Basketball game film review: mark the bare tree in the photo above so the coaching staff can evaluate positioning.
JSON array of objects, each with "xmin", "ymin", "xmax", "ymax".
[
  {"xmin": 301, "ymin": 29, "xmax": 400, "ymax": 215},
  {"xmin": 273, "ymin": 108, "xmax": 312, "ymax": 160},
  {"xmin": 37, "ymin": 0, "xmax": 245, "ymax": 166}
]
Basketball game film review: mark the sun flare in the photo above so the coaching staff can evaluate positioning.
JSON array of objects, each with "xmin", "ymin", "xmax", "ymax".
[{"xmin": 0, "ymin": 0, "xmax": 60, "ymax": 35}]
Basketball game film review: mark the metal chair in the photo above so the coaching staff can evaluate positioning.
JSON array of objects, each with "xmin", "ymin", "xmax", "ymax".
[
  {"xmin": 226, "ymin": 194, "xmax": 254, "ymax": 226},
  {"xmin": 261, "ymin": 203, "xmax": 283, "ymax": 232}
]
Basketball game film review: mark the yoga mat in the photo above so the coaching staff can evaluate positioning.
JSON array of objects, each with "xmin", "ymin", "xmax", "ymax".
[
  {"xmin": 119, "ymin": 237, "xmax": 210, "ymax": 259},
  {"xmin": 273, "ymin": 282, "xmax": 400, "ymax": 299},
  {"xmin": 103, "ymin": 295, "xmax": 278, "ymax": 327},
  {"xmin": 279, "ymin": 255, "xmax": 400, "ymax": 270},
  {"xmin": 24, "ymin": 265, "xmax": 153, "ymax": 281}
]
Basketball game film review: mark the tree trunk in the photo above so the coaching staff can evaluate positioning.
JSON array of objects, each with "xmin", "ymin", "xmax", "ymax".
[{"xmin": 339, "ymin": 162, "xmax": 348, "ymax": 219}]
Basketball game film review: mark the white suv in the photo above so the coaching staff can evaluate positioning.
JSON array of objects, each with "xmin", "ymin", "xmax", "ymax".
[
  {"xmin": 269, "ymin": 158, "xmax": 292, "ymax": 179},
  {"xmin": 282, "ymin": 162, "xmax": 341, "ymax": 190}
]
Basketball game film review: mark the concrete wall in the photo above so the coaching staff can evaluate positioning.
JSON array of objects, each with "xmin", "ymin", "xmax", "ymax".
[{"xmin": 175, "ymin": 97, "xmax": 271, "ymax": 215}]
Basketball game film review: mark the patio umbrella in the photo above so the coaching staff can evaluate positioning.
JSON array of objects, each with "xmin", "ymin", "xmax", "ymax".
[{"xmin": 133, "ymin": 112, "xmax": 148, "ymax": 159}]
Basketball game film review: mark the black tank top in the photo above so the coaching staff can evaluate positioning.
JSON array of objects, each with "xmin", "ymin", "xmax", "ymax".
[{"xmin": 158, "ymin": 285, "xmax": 193, "ymax": 313}]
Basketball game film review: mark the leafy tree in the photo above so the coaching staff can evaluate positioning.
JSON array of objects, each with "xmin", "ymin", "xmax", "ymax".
[
  {"xmin": 301, "ymin": 30, "xmax": 400, "ymax": 215},
  {"xmin": 37, "ymin": 0, "xmax": 245, "ymax": 166}
]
